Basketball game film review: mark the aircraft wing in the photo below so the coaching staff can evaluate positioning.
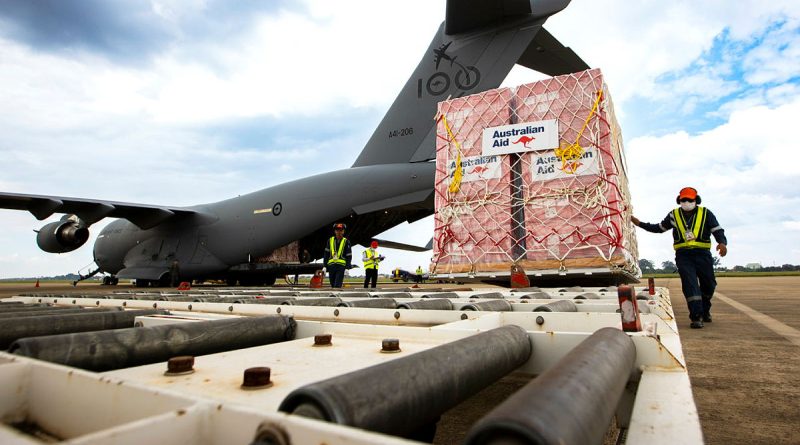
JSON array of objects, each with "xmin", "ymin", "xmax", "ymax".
[
  {"xmin": 0, "ymin": 192, "xmax": 200, "ymax": 230},
  {"xmin": 517, "ymin": 26, "xmax": 590, "ymax": 76},
  {"xmin": 372, "ymin": 238, "xmax": 432, "ymax": 252}
]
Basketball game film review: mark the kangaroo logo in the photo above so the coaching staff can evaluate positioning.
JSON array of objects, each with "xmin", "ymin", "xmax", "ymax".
[
  {"xmin": 560, "ymin": 160, "xmax": 583, "ymax": 174},
  {"xmin": 512, "ymin": 136, "xmax": 535, "ymax": 149},
  {"xmin": 468, "ymin": 165, "xmax": 488, "ymax": 175}
]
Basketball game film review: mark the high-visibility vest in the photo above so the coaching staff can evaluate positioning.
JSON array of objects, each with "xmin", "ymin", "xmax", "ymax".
[
  {"xmin": 363, "ymin": 248, "xmax": 379, "ymax": 270},
  {"xmin": 673, "ymin": 207, "xmax": 712, "ymax": 250},
  {"xmin": 328, "ymin": 237, "xmax": 347, "ymax": 265},
  {"xmin": 416, "ymin": 267, "xmax": 424, "ymax": 275}
]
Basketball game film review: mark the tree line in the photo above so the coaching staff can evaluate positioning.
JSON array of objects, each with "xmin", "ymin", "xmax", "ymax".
[{"xmin": 638, "ymin": 259, "xmax": 800, "ymax": 273}]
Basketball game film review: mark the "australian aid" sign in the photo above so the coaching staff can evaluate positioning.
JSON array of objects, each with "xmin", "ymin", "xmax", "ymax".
[{"xmin": 482, "ymin": 119, "xmax": 558, "ymax": 155}]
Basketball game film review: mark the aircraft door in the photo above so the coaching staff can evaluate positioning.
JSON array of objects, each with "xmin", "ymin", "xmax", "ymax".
[{"xmin": 190, "ymin": 236, "xmax": 210, "ymax": 265}]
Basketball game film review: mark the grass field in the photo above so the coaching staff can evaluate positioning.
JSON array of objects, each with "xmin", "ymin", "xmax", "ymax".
[{"xmin": 644, "ymin": 271, "xmax": 800, "ymax": 278}]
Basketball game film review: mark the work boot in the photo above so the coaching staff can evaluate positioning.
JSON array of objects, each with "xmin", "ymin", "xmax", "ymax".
[
  {"xmin": 690, "ymin": 320, "xmax": 704, "ymax": 329},
  {"xmin": 703, "ymin": 314, "xmax": 712, "ymax": 323}
]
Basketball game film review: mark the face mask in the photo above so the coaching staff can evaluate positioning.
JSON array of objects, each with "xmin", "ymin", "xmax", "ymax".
[{"xmin": 680, "ymin": 201, "xmax": 696, "ymax": 212}]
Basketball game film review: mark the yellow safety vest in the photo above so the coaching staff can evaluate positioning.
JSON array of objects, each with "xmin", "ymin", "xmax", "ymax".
[
  {"xmin": 328, "ymin": 237, "xmax": 347, "ymax": 265},
  {"xmin": 673, "ymin": 207, "xmax": 712, "ymax": 250},
  {"xmin": 363, "ymin": 248, "xmax": 379, "ymax": 270}
]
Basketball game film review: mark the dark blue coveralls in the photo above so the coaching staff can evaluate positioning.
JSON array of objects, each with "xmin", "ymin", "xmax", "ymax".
[
  {"xmin": 637, "ymin": 206, "xmax": 727, "ymax": 322},
  {"xmin": 324, "ymin": 236, "xmax": 351, "ymax": 288}
]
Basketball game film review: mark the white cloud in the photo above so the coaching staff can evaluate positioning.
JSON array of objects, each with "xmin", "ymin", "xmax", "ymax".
[
  {"xmin": 627, "ymin": 96, "xmax": 800, "ymax": 267},
  {"xmin": 1, "ymin": 1, "xmax": 799, "ymax": 278}
]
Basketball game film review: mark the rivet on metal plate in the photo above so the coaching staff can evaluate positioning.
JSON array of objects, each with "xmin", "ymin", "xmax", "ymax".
[
  {"xmin": 313, "ymin": 334, "xmax": 332, "ymax": 347},
  {"xmin": 165, "ymin": 356, "xmax": 195, "ymax": 376},
  {"xmin": 381, "ymin": 338, "xmax": 401, "ymax": 353},
  {"xmin": 241, "ymin": 367, "xmax": 273, "ymax": 389}
]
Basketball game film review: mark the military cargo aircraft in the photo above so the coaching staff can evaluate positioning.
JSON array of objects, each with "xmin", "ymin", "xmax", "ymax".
[{"xmin": 0, "ymin": 0, "xmax": 587, "ymax": 286}]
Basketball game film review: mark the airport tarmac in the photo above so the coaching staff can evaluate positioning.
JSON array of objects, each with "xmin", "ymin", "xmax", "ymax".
[
  {"xmin": 659, "ymin": 276, "xmax": 800, "ymax": 445},
  {"xmin": 1, "ymin": 276, "xmax": 798, "ymax": 444}
]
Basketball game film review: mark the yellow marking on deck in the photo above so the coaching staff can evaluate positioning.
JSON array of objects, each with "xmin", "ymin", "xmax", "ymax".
[{"xmin": 717, "ymin": 292, "xmax": 800, "ymax": 347}]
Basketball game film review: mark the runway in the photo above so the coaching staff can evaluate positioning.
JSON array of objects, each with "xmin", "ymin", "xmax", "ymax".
[{"xmin": 660, "ymin": 276, "xmax": 800, "ymax": 445}]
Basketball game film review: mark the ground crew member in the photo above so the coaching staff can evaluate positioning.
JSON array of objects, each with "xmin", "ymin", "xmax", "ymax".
[
  {"xmin": 632, "ymin": 187, "xmax": 728, "ymax": 329},
  {"xmin": 323, "ymin": 223, "xmax": 352, "ymax": 288},
  {"xmin": 169, "ymin": 259, "xmax": 181, "ymax": 287},
  {"xmin": 362, "ymin": 240, "xmax": 385, "ymax": 288},
  {"xmin": 414, "ymin": 265, "xmax": 425, "ymax": 283}
]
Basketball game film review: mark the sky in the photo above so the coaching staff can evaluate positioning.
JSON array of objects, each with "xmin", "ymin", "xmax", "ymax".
[{"xmin": 0, "ymin": 0, "xmax": 798, "ymax": 279}]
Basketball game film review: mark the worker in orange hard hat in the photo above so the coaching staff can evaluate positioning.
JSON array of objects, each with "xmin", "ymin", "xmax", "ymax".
[
  {"xmin": 362, "ymin": 240, "xmax": 385, "ymax": 288},
  {"xmin": 323, "ymin": 223, "xmax": 352, "ymax": 288},
  {"xmin": 631, "ymin": 187, "xmax": 728, "ymax": 329}
]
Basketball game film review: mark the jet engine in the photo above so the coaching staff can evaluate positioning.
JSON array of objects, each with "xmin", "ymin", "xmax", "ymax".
[{"xmin": 36, "ymin": 215, "xmax": 90, "ymax": 253}]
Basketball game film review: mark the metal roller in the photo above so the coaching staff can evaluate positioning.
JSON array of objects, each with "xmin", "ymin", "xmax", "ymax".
[
  {"xmin": 471, "ymin": 292, "xmax": 505, "ymax": 299},
  {"xmin": 0, "ymin": 305, "xmax": 76, "ymax": 314},
  {"xmin": 157, "ymin": 295, "xmax": 198, "ymax": 302},
  {"xmin": 233, "ymin": 297, "xmax": 259, "ymax": 303},
  {"xmin": 463, "ymin": 327, "xmax": 636, "ymax": 445},
  {"xmin": 192, "ymin": 296, "xmax": 225, "ymax": 302},
  {"xmin": 334, "ymin": 292, "xmax": 372, "ymax": 299},
  {"xmin": 518, "ymin": 292, "xmax": 551, "ymax": 300},
  {"xmin": 0, "ymin": 309, "xmax": 166, "ymax": 349},
  {"xmin": 239, "ymin": 297, "xmax": 296, "ymax": 305},
  {"xmin": 396, "ymin": 299, "xmax": 453, "ymax": 310},
  {"xmin": 127, "ymin": 295, "xmax": 161, "ymax": 301},
  {"xmin": 510, "ymin": 287, "xmax": 541, "ymax": 293},
  {"xmin": 293, "ymin": 297, "xmax": 343, "ymax": 307},
  {"xmin": 336, "ymin": 298, "xmax": 396, "ymax": 309},
  {"xmin": 459, "ymin": 300, "xmax": 513, "ymax": 312},
  {"xmin": 377, "ymin": 292, "xmax": 413, "ymax": 299},
  {"xmin": 279, "ymin": 325, "xmax": 532, "ymax": 439},
  {"xmin": 421, "ymin": 292, "xmax": 460, "ymax": 299},
  {"xmin": 533, "ymin": 300, "xmax": 578, "ymax": 312},
  {"xmin": 0, "ymin": 307, "xmax": 120, "ymax": 320},
  {"xmin": 10, "ymin": 314, "xmax": 297, "ymax": 372}
]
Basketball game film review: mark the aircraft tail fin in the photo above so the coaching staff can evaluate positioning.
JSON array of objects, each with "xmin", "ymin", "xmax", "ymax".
[{"xmin": 351, "ymin": 0, "xmax": 587, "ymax": 167}]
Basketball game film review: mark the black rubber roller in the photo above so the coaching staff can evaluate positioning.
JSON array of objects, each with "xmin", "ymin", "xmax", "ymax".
[{"xmin": 464, "ymin": 327, "xmax": 636, "ymax": 445}]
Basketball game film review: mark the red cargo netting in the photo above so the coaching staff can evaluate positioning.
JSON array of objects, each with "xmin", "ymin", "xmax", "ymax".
[{"xmin": 431, "ymin": 68, "xmax": 639, "ymax": 276}]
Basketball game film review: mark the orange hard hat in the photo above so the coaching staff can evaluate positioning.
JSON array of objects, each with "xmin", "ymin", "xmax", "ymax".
[
  {"xmin": 371, "ymin": 240, "xmax": 378, "ymax": 248},
  {"xmin": 678, "ymin": 187, "xmax": 698, "ymax": 200},
  {"xmin": 333, "ymin": 223, "xmax": 346, "ymax": 230}
]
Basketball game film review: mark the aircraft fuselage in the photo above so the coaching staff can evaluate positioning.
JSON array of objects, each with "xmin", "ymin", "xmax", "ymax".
[{"xmin": 93, "ymin": 162, "xmax": 435, "ymax": 282}]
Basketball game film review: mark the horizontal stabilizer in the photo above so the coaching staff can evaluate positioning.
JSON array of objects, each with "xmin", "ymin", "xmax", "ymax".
[
  {"xmin": 372, "ymin": 238, "xmax": 432, "ymax": 252},
  {"xmin": 445, "ymin": 0, "xmax": 570, "ymax": 35},
  {"xmin": 517, "ymin": 26, "xmax": 589, "ymax": 76},
  {"xmin": 0, "ymin": 192, "xmax": 203, "ymax": 229},
  {"xmin": 445, "ymin": 0, "xmax": 530, "ymax": 35}
]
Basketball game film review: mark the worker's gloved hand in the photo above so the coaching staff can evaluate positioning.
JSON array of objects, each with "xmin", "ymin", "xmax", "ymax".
[
  {"xmin": 631, "ymin": 216, "xmax": 640, "ymax": 226},
  {"xmin": 716, "ymin": 243, "xmax": 727, "ymax": 257}
]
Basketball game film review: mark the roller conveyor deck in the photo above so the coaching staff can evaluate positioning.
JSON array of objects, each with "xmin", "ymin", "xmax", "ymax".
[{"xmin": 0, "ymin": 285, "xmax": 701, "ymax": 444}]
